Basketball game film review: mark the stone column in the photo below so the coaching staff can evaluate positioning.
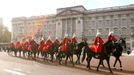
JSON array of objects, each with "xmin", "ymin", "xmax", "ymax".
[
  {"xmin": 56, "ymin": 19, "xmax": 62, "ymax": 38},
  {"xmin": 76, "ymin": 17, "xmax": 83, "ymax": 38}
]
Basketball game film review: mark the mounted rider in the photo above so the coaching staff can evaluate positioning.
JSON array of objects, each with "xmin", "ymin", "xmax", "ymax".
[
  {"xmin": 24, "ymin": 39, "xmax": 29, "ymax": 51},
  {"xmin": 71, "ymin": 33, "xmax": 77, "ymax": 44},
  {"xmin": 38, "ymin": 37, "xmax": 45, "ymax": 51},
  {"xmin": 89, "ymin": 30, "xmax": 104, "ymax": 53},
  {"xmin": 30, "ymin": 37, "xmax": 36, "ymax": 48},
  {"xmin": 9, "ymin": 41, "xmax": 15, "ymax": 48},
  {"xmin": 46, "ymin": 36, "xmax": 53, "ymax": 46},
  {"xmin": 43, "ymin": 36, "xmax": 53, "ymax": 52},
  {"xmin": 21, "ymin": 39, "xmax": 25, "ymax": 51},
  {"xmin": 54, "ymin": 37, "xmax": 60, "ymax": 45},
  {"xmin": 60, "ymin": 34, "xmax": 70, "ymax": 52},
  {"xmin": 107, "ymin": 31, "xmax": 117, "ymax": 42},
  {"xmin": 15, "ymin": 41, "xmax": 21, "ymax": 52},
  {"xmin": 62, "ymin": 34, "xmax": 71, "ymax": 45},
  {"xmin": 71, "ymin": 33, "xmax": 78, "ymax": 50}
]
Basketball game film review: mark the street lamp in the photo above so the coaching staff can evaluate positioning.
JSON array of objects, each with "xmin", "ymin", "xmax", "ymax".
[{"xmin": 130, "ymin": 32, "xmax": 133, "ymax": 50}]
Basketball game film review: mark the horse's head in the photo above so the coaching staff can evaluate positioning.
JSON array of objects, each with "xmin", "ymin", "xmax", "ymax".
[
  {"xmin": 117, "ymin": 37, "xmax": 127, "ymax": 51},
  {"xmin": 79, "ymin": 41, "xmax": 88, "ymax": 47}
]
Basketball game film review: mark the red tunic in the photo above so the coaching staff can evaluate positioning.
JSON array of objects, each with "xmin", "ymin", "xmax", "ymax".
[
  {"xmin": 94, "ymin": 37, "xmax": 104, "ymax": 46},
  {"xmin": 107, "ymin": 35, "xmax": 117, "ymax": 42},
  {"xmin": 62, "ymin": 38, "xmax": 68, "ymax": 45},
  {"xmin": 60, "ymin": 44, "xmax": 68, "ymax": 53},
  {"xmin": 15, "ymin": 41, "xmax": 21, "ymax": 49},
  {"xmin": 24, "ymin": 41, "xmax": 29, "ymax": 50},
  {"xmin": 71, "ymin": 37, "xmax": 77, "ymax": 43},
  {"xmin": 54, "ymin": 39, "xmax": 60, "ymax": 45},
  {"xmin": 61, "ymin": 37, "xmax": 70, "ymax": 52},
  {"xmin": 46, "ymin": 40, "xmax": 52, "ymax": 46},
  {"xmin": 28, "ymin": 44, "xmax": 32, "ymax": 51},
  {"xmin": 40, "ymin": 40, "xmax": 44, "ymax": 45},
  {"xmin": 30, "ymin": 40, "xmax": 36, "ymax": 48},
  {"xmin": 89, "ymin": 36, "xmax": 104, "ymax": 53},
  {"xmin": 38, "ymin": 40, "xmax": 45, "ymax": 51},
  {"xmin": 68, "ymin": 38, "xmax": 71, "ymax": 43},
  {"xmin": 43, "ymin": 40, "xmax": 53, "ymax": 52},
  {"xmin": 10, "ymin": 43, "xmax": 15, "ymax": 48}
]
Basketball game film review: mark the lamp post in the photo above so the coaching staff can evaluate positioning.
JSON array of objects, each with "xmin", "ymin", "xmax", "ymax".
[{"xmin": 130, "ymin": 32, "xmax": 133, "ymax": 50}]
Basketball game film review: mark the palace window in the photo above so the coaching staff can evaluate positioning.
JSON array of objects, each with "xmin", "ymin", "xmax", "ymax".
[
  {"xmin": 78, "ymin": 20, "xmax": 81, "ymax": 24},
  {"xmin": 131, "ymin": 18, "xmax": 134, "ymax": 25},
  {"xmin": 121, "ymin": 27, "xmax": 127, "ymax": 36},
  {"xmin": 121, "ymin": 19, "xmax": 127, "ymax": 27},
  {"xmin": 113, "ymin": 28, "xmax": 119, "ymax": 36},
  {"xmin": 105, "ymin": 28, "xmax": 109, "ymax": 35}
]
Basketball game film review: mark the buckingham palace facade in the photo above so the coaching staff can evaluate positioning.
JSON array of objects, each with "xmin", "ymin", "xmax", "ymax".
[
  {"xmin": 40, "ymin": 4, "xmax": 134, "ymax": 48},
  {"xmin": 12, "ymin": 4, "xmax": 134, "ymax": 48}
]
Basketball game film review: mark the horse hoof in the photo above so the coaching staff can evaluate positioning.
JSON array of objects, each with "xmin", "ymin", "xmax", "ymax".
[
  {"xmin": 86, "ymin": 65, "xmax": 89, "ymax": 68},
  {"xmin": 110, "ymin": 71, "xmax": 113, "ymax": 74}
]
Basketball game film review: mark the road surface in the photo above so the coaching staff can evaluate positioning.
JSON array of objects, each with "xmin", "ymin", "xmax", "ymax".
[{"xmin": 0, "ymin": 52, "xmax": 134, "ymax": 75}]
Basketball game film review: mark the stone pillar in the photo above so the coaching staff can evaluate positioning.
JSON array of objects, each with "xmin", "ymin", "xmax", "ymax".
[
  {"xmin": 76, "ymin": 17, "xmax": 83, "ymax": 38},
  {"xmin": 56, "ymin": 19, "xmax": 62, "ymax": 38}
]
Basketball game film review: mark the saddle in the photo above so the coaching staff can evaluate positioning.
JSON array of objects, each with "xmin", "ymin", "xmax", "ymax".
[{"xmin": 89, "ymin": 44, "xmax": 103, "ymax": 54}]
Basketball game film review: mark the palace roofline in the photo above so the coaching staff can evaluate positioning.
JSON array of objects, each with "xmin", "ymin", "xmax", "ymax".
[
  {"xmin": 57, "ymin": 5, "xmax": 87, "ymax": 11},
  {"xmin": 86, "ymin": 4, "xmax": 134, "ymax": 14},
  {"xmin": 12, "ymin": 4, "xmax": 134, "ymax": 21}
]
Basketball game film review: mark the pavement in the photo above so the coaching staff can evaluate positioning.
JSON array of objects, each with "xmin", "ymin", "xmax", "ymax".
[
  {"xmin": 122, "ymin": 50, "xmax": 134, "ymax": 56},
  {"xmin": 0, "ymin": 52, "xmax": 134, "ymax": 75}
]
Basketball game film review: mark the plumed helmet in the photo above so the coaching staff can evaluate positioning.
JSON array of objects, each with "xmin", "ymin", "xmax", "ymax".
[
  {"xmin": 41, "ymin": 37, "xmax": 44, "ymax": 40},
  {"xmin": 96, "ymin": 29, "xmax": 101, "ymax": 36},
  {"xmin": 11, "ymin": 41, "xmax": 13, "ymax": 43},
  {"xmin": 108, "ymin": 31, "xmax": 114, "ymax": 36},
  {"xmin": 55, "ymin": 37, "xmax": 58, "ymax": 39},
  {"xmin": 47, "ymin": 36, "xmax": 51, "ymax": 40},
  {"xmin": 64, "ymin": 33, "xmax": 68, "ymax": 38},
  {"xmin": 73, "ymin": 33, "xmax": 76, "ymax": 38}
]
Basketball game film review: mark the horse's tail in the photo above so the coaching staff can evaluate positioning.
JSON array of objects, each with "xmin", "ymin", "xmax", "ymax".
[{"xmin": 81, "ymin": 46, "xmax": 87, "ymax": 63}]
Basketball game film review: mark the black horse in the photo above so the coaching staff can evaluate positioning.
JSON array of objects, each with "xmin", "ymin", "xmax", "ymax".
[
  {"xmin": 31, "ymin": 43, "xmax": 39, "ymax": 59},
  {"xmin": 113, "ymin": 37, "xmax": 127, "ymax": 70},
  {"xmin": 42, "ymin": 42, "xmax": 60, "ymax": 63},
  {"xmin": 82, "ymin": 41, "xmax": 115, "ymax": 73},
  {"xmin": 48, "ymin": 43, "xmax": 60, "ymax": 62},
  {"xmin": 7, "ymin": 43, "xmax": 18, "ymax": 56},
  {"xmin": 57, "ymin": 43, "xmax": 75, "ymax": 66},
  {"xmin": 72, "ymin": 41, "xmax": 87, "ymax": 64}
]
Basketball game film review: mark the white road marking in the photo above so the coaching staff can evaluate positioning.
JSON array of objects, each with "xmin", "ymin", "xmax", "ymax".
[{"xmin": 4, "ymin": 69, "xmax": 26, "ymax": 75}]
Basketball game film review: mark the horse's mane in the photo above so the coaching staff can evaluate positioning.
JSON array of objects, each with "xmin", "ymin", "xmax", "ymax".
[{"xmin": 102, "ymin": 41, "xmax": 115, "ymax": 54}]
